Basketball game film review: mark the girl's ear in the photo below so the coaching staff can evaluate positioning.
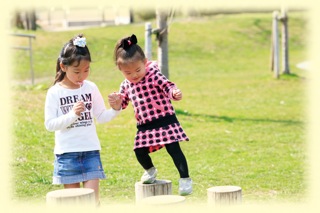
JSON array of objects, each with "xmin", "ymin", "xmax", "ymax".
[
  {"xmin": 60, "ymin": 62, "xmax": 67, "ymax": 72},
  {"xmin": 143, "ymin": 58, "xmax": 148, "ymax": 65}
]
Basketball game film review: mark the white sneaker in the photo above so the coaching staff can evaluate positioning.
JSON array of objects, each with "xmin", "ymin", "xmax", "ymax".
[
  {"xmin": 141, "ymin": 167, "xmax": 157, "ymax": 184},
  {"xmin": 179, "ymin": 178, "xmax": 192, "ymax": 195}
]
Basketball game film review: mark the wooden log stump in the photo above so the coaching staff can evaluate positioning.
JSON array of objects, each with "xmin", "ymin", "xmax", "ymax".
[
  {"xmin": 135, "ymin": 179, "xmax": 172, "ymax": 202},
  {"xmin": 46, "ymin": 188, "xmax": 95, "ymax": 206},
  {"xmin": 139, "ymin": 195, "xmax": 186, "ymax": 206},
  {"xmin": 207, "ymin": 186, "xmax": 242, "ymax": 206}
]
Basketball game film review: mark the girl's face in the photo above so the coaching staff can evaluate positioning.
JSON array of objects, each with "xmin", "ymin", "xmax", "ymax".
[
  {"xmin": 60, "ymin": 60, "xmax": 90, "ymax": 88},
  {"xmin": 119, "ymin": 59, "xmax": 147, "ymax": 84}
]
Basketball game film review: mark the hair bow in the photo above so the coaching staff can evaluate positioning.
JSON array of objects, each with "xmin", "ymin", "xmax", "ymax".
[
  {"xmin": 122, "ymin": 34, "xmax": 137, "ymax": 50},
  {"xmin": 73, "ymin": 37, "xmax": 86, "ymax": 47}
]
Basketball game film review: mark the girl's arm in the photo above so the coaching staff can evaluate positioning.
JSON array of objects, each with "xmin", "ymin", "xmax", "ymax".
[
  {"xmin": 151, "ymin": 63, "xmax": 181, "ymax": 101},
  {"xmin": 44, "ymin": 92, "xmax": 80, "ymax": 132},
  {"xmin": 108, "ymin": 93, "xmax": 122, "ymax": 110},
  {"xmin": 119, "ymin": 82, "xmax": 130, "ymax": 110},
  {"xmin": 92, "ymin": 85, "xmax": 120, "ymax": 124},
  {"xmin": 172, "ymin": 88, "xmax": 182, "ymax": 100}
]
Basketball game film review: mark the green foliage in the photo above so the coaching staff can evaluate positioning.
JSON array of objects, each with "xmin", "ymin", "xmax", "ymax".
[{"xmin": 11, "ymin": 12, "xmax": 307, "ymax": 205}]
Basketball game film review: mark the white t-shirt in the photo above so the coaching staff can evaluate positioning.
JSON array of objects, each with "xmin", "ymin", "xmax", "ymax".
[{"xmin": 44, "ymin": 80, "xmax": 120, "ymax": 154}]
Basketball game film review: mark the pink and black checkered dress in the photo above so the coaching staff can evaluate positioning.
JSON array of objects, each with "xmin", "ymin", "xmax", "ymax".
[{"xmin": 119, "ymin": 61, "xmax": 189, "ymax": 153}]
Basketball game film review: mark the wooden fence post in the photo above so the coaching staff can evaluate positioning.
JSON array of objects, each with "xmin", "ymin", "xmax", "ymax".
[
  {"xmin": 271, "ymin": 11, "xmax": 280, "ymax": 79},
  {"xmin": 156, "ymin": 9, "xmax": 169, "ymax": 78},
  {"xmin": 280, "ymin": 8, "xmax": 290, "ymax": 74},
  {"xmin": 145, "ymin": 22, "xmax": 152, "ymax": 61},
  {"xmin": 271, "ymin": 9, "xmax": 290, "ymax": 78}
]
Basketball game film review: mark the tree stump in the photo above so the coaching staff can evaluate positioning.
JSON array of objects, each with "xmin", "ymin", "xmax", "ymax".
[
  {"xmin": 139, "ymin": 195, "xmax": 186, "ymax": 206},
  {"xmin": 135, "ymin": 179, "xmax": 172, "ymax": 202},
  {"xmin": 46, "ymin": 188, "xmax": 95, "ymax": 206},
  {"xmin": 207, "ymin": 186, "xmax": 242, "ymax": 206}
]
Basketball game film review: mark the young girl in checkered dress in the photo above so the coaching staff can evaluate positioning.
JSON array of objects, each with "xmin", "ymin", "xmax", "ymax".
[{"xmin": 111, "ymin": 34, "xmax": 192, "ymax": 195}]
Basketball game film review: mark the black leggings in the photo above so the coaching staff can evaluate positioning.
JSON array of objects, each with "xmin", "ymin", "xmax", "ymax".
[{"xmin": 134, "ymin": 142, "xmax": 190, "ymax": 178}]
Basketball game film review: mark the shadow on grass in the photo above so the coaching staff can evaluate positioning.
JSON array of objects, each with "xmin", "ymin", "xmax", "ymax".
[
  {"xmin": 281, "ymin": 73, "xmax": 304, "ymax": 79},
  {"xmin": 175, "ymin": 109, "xmax": 303, "ymax": 125}
]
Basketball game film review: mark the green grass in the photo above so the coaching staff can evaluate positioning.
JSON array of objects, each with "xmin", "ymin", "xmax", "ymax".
[{"xmin": 11, "ymin": 12, "xmax": 307, "ymax": 205}]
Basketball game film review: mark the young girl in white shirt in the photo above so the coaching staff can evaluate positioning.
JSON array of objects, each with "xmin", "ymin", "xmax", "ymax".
[{"xmin": 44, "ymin": 34, "xmax": 121, "ymax": 205}]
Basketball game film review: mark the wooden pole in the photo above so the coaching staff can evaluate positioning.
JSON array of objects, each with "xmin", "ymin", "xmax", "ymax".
[
  {"xmin": 145, "ymin": 22, "xmax": 152, "ymax": 61},
  {"xmin": 272, "ymin": 11, "xmax": 280, "ymax": 78},
  {"xmin": 28, "ymin": 36, "xmax": 34, "ymax": 85},
  {"xmin": 270, "ymin": 16, "xmax": 274, "ymax": 72},
  {"xmin": 207, "ymin": 186, "xmax": 242, "ymax": 206},
  {"xmin": 156, "ymin": 9, "xmax": 169, "ymax": 78},
  {"xmin": 135, "ymin": 179, "xmax": 172, "ymax": 202},
  {"xmin": 270, "ymin": 26, "xmax": 274, "ymax": 72},
  {"xmin": 280, "ymin": 9, "xmax": 290, "ymax": 74},
  {"xmin": 46, "ymin": 188, "xmax": 95, "ymax": 206}
]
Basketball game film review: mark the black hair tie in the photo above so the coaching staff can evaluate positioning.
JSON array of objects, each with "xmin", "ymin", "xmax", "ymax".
[{"xmin": 122, "ymin": 34, "xmax": 138, "ymax": 50}]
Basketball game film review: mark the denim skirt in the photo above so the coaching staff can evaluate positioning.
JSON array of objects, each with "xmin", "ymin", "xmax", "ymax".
[{"xmin": 53, "ymin": 150, "xmax": 106, "ymax": 184}]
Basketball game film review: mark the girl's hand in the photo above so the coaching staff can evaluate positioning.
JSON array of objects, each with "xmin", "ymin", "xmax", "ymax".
[
  {"xmin": 73, "ymin": 101, "xmax": 85, "ymax": 116},
  {"xmin": 108, "ymin": 92, "xmax": 122, "ymax": 110},
  {"xmin": 172, "ymin": 89, "xmax": 182, "ymax": 101}
]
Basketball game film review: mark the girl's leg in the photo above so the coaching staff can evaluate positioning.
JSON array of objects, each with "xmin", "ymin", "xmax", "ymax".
[
  {"xmin": 134, "ymin": 147, "xmax": 154, "ymax": 170},
  {"xmin": 64, "ymin": 183, "xmax": 81, "ymax": 188},
  {"xmin": 165, "ymin": 142, "xmax": 189, "ymax": 178},
  {"xmin": 165, "ymin": 142, "xmax": 192, "ymax": 195},
  {"xmin": 83, "ymin": 179, "xmax": 100, "ymax": 205},
  {"xmin": 134, "ymin": 147, "xmax": 157, "ymax": 183},
  {"xmin": 64, "ymin": 181, "xmax": 99, "ymax": 205}
]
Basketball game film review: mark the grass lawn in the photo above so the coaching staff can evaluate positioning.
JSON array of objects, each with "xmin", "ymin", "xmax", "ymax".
[{"xmin": 10, "ymin": 11, "xmax": 308, "ymax": 205}]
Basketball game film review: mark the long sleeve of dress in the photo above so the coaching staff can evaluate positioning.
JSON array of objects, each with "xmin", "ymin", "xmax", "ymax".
[
  {"xmin": 150, "ymin": 63, "xmax": 177, "ymax": 100},
  {"xmin": 119, "ymin": 81, "xmax": 130, "ymax": 110}
]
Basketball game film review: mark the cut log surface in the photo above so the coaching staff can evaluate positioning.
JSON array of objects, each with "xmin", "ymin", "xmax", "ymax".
[
  {"xmin": 135, "ymin": 179, "xmax": 172, "ymax": 201},
  {"xmin": 46, "ymin": 188, "xmax": 95, "ymax": 206},
  {"xmin": 207, "ymin": 186, "xmax": 242, "ymax": 205}
]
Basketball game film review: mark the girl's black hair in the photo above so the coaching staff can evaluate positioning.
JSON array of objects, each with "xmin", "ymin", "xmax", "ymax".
[
  {"xmin": 113, "ymin": 34, "xmax": 145, "ymax": 66},
  {"xmin": 54, "ymin": 34, "xmax": 91, "ymax": 85}
]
